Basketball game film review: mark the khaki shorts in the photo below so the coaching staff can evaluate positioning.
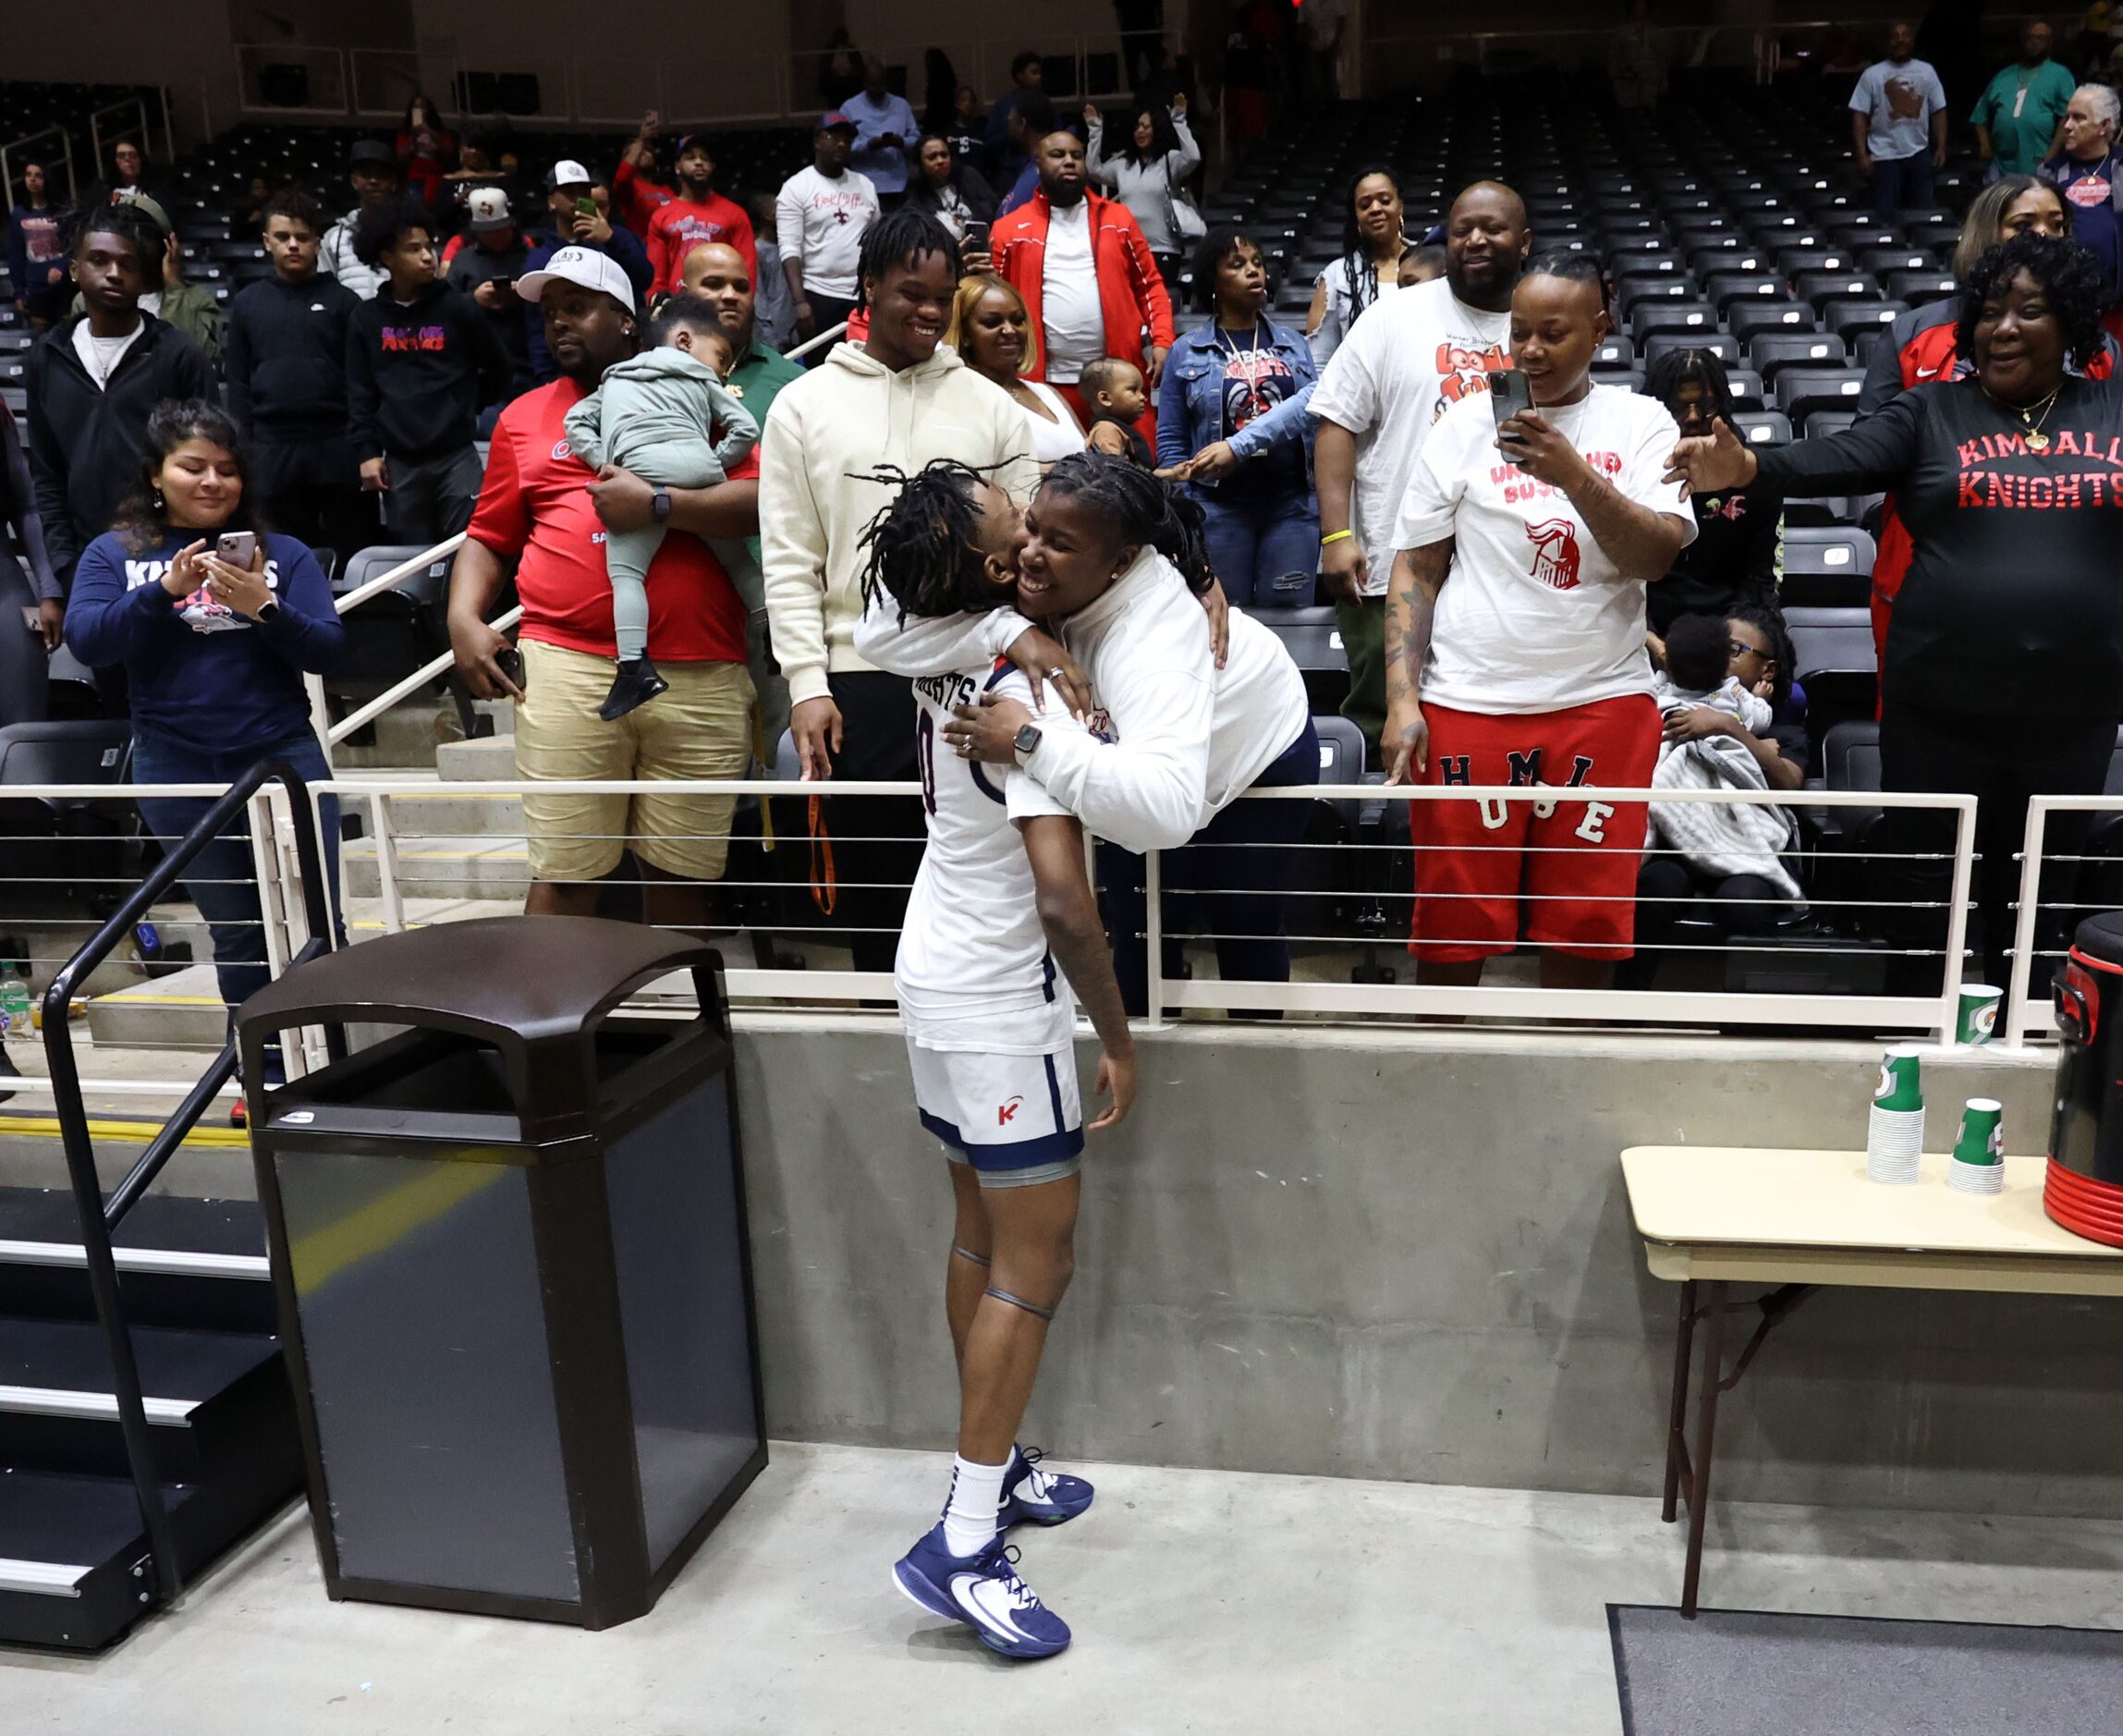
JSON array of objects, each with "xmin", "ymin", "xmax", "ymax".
[{"xmin": 515, "ymin": 638, "xmax": 754, "ymax": 885}]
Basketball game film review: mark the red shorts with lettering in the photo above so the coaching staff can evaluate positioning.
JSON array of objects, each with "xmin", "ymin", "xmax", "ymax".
[{"xmin": 1409, "ymin": 694, "xmax": 1660, "ymax": 962}]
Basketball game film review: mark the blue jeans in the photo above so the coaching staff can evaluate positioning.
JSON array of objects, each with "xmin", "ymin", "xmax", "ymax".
[
  {"xmin": 130, "ymin": 729, "xmax": 340, "ymax": 1020},
  {"xmin": 1199, "ymin": 488, "xmax": 1320, "ymax": 608},
  {"xmin": 1098, "ymin": 717, "xmax": 1321, "ymax": 1016}
]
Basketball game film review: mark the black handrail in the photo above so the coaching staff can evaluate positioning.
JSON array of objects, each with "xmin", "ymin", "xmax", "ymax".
[{"xmin": 39, "ymin": 758, "xmax": 336, "ymax": 1603}]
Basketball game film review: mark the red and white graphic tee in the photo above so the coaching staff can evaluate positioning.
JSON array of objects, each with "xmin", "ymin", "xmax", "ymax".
[{"xmin": 1392, "ymin": 383, "xmax": 1695, "ymax": 715}]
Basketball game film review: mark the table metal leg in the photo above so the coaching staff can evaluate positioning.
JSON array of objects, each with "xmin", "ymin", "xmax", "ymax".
[
  {"xmin": 1679, "ymin": 1278, "xmax": 1727, "ymax": 1620},
  {"xmin": 1661, "ymin": 1278, "xmax": 1697, "ymax": 1523}
]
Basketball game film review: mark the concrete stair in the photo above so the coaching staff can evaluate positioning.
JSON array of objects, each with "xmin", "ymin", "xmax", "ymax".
[
  {"xmin": 325, "ymin": 696, "xmax": 511, "ymax": 770},
  {"xmin": 339, "ymin": 735, "xmax": 526, "ymax": 902}
]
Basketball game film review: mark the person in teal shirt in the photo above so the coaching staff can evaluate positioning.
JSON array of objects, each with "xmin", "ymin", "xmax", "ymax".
[{"xmin": 1972, "ymin": 21, "xmax": 2077, "ymax": 177}]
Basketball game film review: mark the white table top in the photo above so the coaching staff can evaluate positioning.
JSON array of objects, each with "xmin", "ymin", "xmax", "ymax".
[{"xmin": 1620, "ymin": 1146, "xmax": 2123, "ymax": 1295}]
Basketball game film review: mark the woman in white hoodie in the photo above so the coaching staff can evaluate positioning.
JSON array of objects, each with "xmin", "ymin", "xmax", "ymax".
[
  {"xmin": 760, "ymin": 207, "xmax": 1038, "ymax": 970},
  {"xmin": 861, "ymin": 452, "xmax": 1315, "ymax": 1015}
]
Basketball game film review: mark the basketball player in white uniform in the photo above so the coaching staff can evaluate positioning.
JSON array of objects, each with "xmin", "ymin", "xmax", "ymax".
[{"xmin": 856, "ymin": 460, "xmax": 1134, "ymax": 1660}]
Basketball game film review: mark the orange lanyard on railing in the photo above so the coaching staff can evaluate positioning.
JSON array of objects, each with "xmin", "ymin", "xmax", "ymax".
[{"xmin": 806, "ymin": 794, "xmax": 837, "ymax": 915}]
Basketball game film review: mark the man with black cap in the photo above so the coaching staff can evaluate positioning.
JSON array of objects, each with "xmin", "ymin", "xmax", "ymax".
[
  {"xmin": 445, "ymin": 185, "xmax": 535, "ymax": 403},
  {"xmin": 446, "ymin": 245, "xmax": 759, "ymax": 932},
  {"xmin": 645, "ymin": 134, "xmax": 754, "ymax": 300},
  {"xmin": 320, "ymin": 140, "xmax": 402, "ymax": 300},
  {"xmin": 775, "ymin": 111, "xmax": 880, "ymax": 361},
  {"xmin": 523, "ymin": 160, "xmax": 652, "ymax": 382}
]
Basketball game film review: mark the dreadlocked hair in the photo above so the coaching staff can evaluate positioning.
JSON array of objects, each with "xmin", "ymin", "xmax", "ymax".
[
  {"xmin": 856, "ymin": 459, "xmax": 997, "ymax": 622},
  {"xmin": 1039, "ymin": 451, "xmax": 1217, "ymax": 596}
]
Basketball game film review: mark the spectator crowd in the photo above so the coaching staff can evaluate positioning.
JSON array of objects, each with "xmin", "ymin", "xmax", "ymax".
[{"xmin": 8, "ymin": 18, "xmax": 2123, "ymax": 1019}]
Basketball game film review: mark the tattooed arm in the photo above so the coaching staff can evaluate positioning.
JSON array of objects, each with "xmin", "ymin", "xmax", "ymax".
[{"xmin": 1382, "ymin": 539, "xmax": 1452, "ymax": 786}]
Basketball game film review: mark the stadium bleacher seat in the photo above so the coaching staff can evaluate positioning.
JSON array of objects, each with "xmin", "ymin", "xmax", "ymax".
[
  {"xmin": 1732, "ymin": 410, "xmax": 1793, "ymax": 448},
  {"xmin": 1774, "ymin": 367, "xmax": 1868, "ymax": 422},
  {"xmin": 1781, "ymin": 525, "xmax": 1875, "ymax": 607},
  {"xmin": 1727, "ymin": 301, "xmax": 1818, "ymax": 342}
]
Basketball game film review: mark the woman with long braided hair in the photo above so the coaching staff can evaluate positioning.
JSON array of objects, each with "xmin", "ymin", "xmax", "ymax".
[
  {"xmin": 859, "ymin": 450, "xmax": 1317, "ymax": 1015},
  {"xmin": 854, "ymin": 458, "xmax": 1129, "ymax": 1662}
]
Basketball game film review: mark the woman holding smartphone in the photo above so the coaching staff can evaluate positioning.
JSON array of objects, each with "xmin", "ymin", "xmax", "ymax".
[
  {"xmin": 65, "ymin": 400, "xmax": 345, "ymax": 1045},
  {"xmin": 904, "ymin": 133, "xmax": 999, "ymax": 244},
  {"xmin": 1381, "ymin": 253, "xmax": 1694, "ymax": 992}
]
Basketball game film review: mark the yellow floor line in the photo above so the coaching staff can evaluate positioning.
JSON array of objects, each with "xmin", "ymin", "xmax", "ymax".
[{"xmin": 0, "ymin": 1113, "xmax": 250, "ymax": 1149}]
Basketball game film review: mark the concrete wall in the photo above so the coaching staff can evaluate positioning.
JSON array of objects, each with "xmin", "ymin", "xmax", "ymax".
[{"xmin": 734, "ymin": 1020, "xmax": 2123, "ymax": 1519}]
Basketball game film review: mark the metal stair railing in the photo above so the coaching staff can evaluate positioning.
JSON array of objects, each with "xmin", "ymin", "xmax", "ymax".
[{"xmin": 39, "ymin": 758, "xmax": 337, "ymax": 1605}]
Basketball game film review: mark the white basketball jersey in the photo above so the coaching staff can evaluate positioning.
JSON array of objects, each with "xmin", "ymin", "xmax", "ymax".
[{"xmin": 895, "ymin": 662, "xmax": 1082, "ymax": 1044}]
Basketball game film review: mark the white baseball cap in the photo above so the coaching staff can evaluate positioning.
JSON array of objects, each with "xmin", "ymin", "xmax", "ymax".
[
  {"xmin": 515, "ymin": 245, "xmax": 636, "ymax": 313},
  {"xmin": 466, "ymin": 186, "xmax": 513, "ymax": 232},
  {"xmin": 547, "ymin": 158, "xmax": 592, "ymax": 189}
]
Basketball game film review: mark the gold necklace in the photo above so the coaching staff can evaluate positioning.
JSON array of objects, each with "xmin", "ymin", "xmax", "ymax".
[{"xmin": 1984, "ymin": 381, "xmax": 2063, "ymax": 452}]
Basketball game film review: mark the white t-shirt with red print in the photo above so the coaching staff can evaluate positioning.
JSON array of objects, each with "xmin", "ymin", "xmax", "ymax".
[
  {"xmin": 1308, "ymin": 275, "xmax": 1511, "ymax": 598},
  {"xmin": 1391, "ymin": 384, "xmax": 1695, "ymax": 715}
]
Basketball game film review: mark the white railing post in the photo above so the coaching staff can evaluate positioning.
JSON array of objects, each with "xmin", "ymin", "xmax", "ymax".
[
  {"xmin": 1144, "ymin": 845, "xmax": 1165, "ymax": 1028},
  {"xmin": 2005, "ymin": 799, "xmax": 2051, "ymax": 1049},
  {"xmin": 1936, "ymin": 794, "xmax": 1980, "ymax": 1045},
  {"xmin": 369, "ymin": 791, "xmax": 408, "ymax": 937}
]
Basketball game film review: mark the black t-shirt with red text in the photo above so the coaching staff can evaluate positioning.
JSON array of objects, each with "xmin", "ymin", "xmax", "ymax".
[{"xmin": 1759, "ymin": 377, "xmax": 2123, "ymax": 720}]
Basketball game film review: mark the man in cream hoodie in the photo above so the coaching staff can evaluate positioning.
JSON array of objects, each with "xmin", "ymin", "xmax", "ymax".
[{"xmin": 761, "ymin": 206, "xmax": 1037, "ymax": 971}]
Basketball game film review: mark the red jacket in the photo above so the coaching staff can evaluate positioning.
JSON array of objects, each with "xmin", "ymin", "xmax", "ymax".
[{"xmin": 991, "ymin": 189, "xmax": 1176, "ymax": 379}]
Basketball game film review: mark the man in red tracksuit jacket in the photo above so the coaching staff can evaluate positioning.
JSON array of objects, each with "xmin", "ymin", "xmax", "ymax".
[
  {"xmin": 990, "ymin": 129, "xmax": 1175, "ymax": 444},
  {"xmin": 1858, "ymin": 293, "xmax": 2117, "ymax": 693}
]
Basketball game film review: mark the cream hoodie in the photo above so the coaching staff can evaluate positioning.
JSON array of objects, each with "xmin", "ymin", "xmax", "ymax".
[{"xmin": 759, "ymin": 340, "xmax": 1037, "ymax": 706}]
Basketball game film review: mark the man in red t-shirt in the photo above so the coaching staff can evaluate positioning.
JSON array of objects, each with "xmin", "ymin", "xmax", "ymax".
[
  {"xmin": 645, "ymin": 135, "xmax": 756, "ymax": 300},
  {"xmin": 446, "ymin": 246, "xmax": 758, "ymax": 928}
]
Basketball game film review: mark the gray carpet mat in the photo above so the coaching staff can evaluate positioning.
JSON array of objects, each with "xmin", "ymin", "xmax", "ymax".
[{"xmin": 1609, "ymin": 1603, "xmax": 2123, "ymax": 1736}]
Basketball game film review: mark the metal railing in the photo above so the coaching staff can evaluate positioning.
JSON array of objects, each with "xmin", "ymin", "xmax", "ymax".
[
  {"xmin": 38, "ymin": 760, "xmax": 334, "ymax": 1605},
  {"xmin": 232, "ymin": 31, "xmax": 1179, "ymax": 130},
  {"xmin": 1, "ymin": 125, "xmax": 79, "ymax": 212},
  {"xmin": 2003, "ymin": 794, "xmax": 2123, "ymax": 1047},
  {"xmin": 88, "ymin": 92, "xmax": 175, "ymax": 184},
  {"xmin": 301, "ymin": 773, "xmax": 1990, "ymax": 1043}
]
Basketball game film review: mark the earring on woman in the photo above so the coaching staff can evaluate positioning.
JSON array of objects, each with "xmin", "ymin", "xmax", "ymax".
[{"xmin": 152, "ymin": 488, "xmax": 165, "ymax": 513}]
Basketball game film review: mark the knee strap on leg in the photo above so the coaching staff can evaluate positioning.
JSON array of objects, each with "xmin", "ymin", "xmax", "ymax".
[
  {"xmin": 951, "ymin": 1243, "xmax": 991, "ymax": 1268},
  {"xmin": 983, "ymin": 1284, "xmax": 1055, "ymax": 1322}
]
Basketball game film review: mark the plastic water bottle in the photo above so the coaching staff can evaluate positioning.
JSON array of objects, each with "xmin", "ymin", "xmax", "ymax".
[{"xmin": 0, "ymin": 971, "xmax": 31, "ymax": 1040}]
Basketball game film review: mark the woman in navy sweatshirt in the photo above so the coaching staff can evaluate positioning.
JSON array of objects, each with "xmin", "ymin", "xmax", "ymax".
[{"xmin": 66, "ymin": 399, "xmax": 346, "ymax": 1026}]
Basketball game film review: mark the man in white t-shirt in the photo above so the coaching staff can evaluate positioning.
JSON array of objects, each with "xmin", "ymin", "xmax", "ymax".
[
  {"xmin": 1383, "ymin": 253, "xmax": 1693, "ymax": 990},
  {"xmin": 775, "ymin": 112, "xmax": 880, "ymax": 366},
  {"xmin": 1308, "ymin": 180, "xmax": 1529, "ymax": 751}
]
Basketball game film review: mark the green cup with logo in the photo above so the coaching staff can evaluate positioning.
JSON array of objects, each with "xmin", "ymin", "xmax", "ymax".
[
  {"xmin": 1874, "ymin": 1046, "xmax": 1923, "ymax": 1110},
  {"xmin": 1953, "ymin": 1098, "xmax": 2004, "ymax": 1165},
  {"xmin": 1956, "ymin": 984, "xmax": 2002, "ymax": 1045}
]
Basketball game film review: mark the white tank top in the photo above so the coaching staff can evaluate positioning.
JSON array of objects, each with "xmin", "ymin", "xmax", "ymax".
[{"xmin": 1020, "ymin": 381, "xmax": 1087, "ymax": 464}]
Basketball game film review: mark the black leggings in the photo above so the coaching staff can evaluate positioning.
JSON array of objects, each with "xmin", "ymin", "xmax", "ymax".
[
  {"xmin": 1875, "ymin": 699, "xmax": 2117, "ymax": 994},
  {"xmin": 0, "ymin": 556, "xmax": 48, "ymax": 728},
  {"xmin": 1622, "ymin": 855, "xmax": 1790, "ymax": 988}
]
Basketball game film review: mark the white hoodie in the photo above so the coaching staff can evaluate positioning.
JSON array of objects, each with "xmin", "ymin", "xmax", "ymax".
[
  {"xmin": 855, "ymin": 549, "xmax": 1311, "ymax": 855},
  {"xmin": 759, "ymin": 341, "xmax": 1037, "ymax": 706}
]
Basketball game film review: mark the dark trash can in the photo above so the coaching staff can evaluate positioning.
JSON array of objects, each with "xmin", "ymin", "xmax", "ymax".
[{"xmin": 237, "ymin": 915, "xmax": 766, "ymax": 1628}]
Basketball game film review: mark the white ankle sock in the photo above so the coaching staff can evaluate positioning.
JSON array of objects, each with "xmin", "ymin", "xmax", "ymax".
[{"xmin": 942, "ymin": 1453, "xmax": 1008, "ymax": 1557}]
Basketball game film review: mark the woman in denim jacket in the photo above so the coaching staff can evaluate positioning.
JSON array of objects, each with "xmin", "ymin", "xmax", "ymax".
[{"xmin": 1153, "ymin": 226, "xmax": 1319, "ymax": 607}]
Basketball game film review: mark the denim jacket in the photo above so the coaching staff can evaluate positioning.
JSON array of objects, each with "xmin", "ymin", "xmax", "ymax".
[{"xmin": 1155, "ymin": 317, "xmax": 1319, "ymax": 493}]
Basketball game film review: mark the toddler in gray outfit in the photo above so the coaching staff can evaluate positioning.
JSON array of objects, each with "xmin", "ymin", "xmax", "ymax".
[{"xmin": 564, "ymin": 300, "xmax": 760, "ymax": 720}]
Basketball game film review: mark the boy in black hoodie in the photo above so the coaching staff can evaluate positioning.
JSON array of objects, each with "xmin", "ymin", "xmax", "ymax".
[
  {"xmin": 226, "ymin": 189, "xmax": 368, "ymax": 562},
  {"xmin": 346, "ymin": 196, "xmax": 511, "ymax": 545},
  {"xmin": 24, "ymin": 202, "xmax": 215, "ymax": 593}
]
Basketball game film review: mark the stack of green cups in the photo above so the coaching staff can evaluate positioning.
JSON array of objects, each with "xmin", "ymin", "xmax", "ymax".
[
  {"xmin": 1947, "ymin": 1098, "xmax": 2006, "ymax": 1195},
  {"xmin": 1867, "ymin": 1046, "xmax": 1925, "ymax": 1184}
]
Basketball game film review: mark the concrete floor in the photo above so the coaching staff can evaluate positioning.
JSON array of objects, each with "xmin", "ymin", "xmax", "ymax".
[{"xmin": 8, "ymin": 1445, "xmax": 2123, "ymax": 1734}]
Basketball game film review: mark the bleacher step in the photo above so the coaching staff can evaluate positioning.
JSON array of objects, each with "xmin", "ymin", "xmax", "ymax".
[
  {"xmin": 341, "ymin": 835, "xmax": 531, "ymax": 901},
  {"xmin": 80, "ymin": 964, "xmax": 227, "ymax": 1052},
  {"xmin": 367, "ymin": 787, "xmax": 524, "ymax": 839},
  {"xmin": 434, "ymin": 733, "xmax": 518, "ymax": 782}
]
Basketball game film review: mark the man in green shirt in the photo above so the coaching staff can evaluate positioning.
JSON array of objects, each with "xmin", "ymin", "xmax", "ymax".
[
  {"xmin": 1972, "ymin": 21, "xmax": 2076, "ymax": 177},
  {"xmin": 679, "ymin": 238, "xmax": 803, "ymax": 743}
]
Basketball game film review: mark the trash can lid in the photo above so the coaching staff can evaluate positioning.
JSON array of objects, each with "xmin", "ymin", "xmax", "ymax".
[{"xmin": 238, "ymin": 915, "xmax": 718, "ymax": 1047}]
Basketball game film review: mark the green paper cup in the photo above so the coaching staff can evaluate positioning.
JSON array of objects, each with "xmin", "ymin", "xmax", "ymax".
[
  {"xmin": 1952, "ymin": 1097, "xmax": 2004, "ymax": 1167},
  {"xmin": 1956, "ymin": 984, "xmax": 2002, "ymax": 1045},
  {"xmin": 1874, "ymin": 1045, "xmax": 1923, "ymax": 1111}
]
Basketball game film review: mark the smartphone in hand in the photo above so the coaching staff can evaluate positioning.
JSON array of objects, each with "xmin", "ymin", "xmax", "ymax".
[
  {"xmin": 1487, "ymin": 369, "xmax": 1532, "ymax": 431},
  {"xmin": 215, "ymin": 531, "xmax": 257, "ymax": 568}
]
